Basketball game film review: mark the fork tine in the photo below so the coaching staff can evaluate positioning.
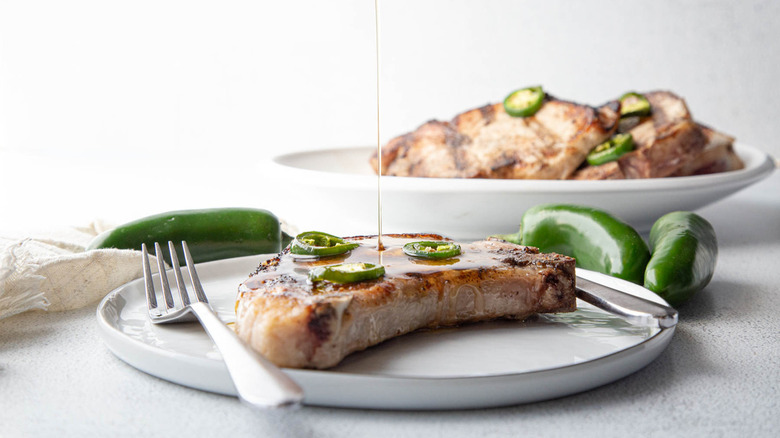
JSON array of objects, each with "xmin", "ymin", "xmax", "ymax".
[
  {"xmin": 154, "ymin": 242, "xmax": 175, "ymax": 309},
  {"xmin": 182, "ymin": 241, "xmax": 209, "ymax": 303},
  {"xmin": 141, "ymin": 243, "xmax": 158, "ymax": 311},
  {"xmin": 167, "ymin": 241, "xmax": 192, "ymax": 307}
]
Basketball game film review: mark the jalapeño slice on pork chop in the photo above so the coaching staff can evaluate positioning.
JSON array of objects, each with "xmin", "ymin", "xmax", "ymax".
[
  {"xmin": 619, "ymin": 92, "xmax": 652, "ymax": 118},
  {"xmin": 586, "ymin": 133, "xmax": 635, "ymax": 166},
  {"xmin": 503, "ymin": 86, "xmax": 545, "ymax": 117},
  {"xmin": 291, "ymin": 231, "xmax": 359, "ymax": 256},
  {"xmin": 309, "ymin": 263, "xmax": 385, "ymax": 284},
  {"xmin": 403, "ymin": 241, "xmax": 462, "ymax": 259}
]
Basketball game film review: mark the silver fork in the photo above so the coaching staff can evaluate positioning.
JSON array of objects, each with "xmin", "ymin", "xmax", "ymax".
[{"xmin": 142, "ymin": 241, "xmax": 304, "ymax": 408}]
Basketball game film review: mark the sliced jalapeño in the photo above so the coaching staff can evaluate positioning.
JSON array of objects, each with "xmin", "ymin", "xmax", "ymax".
[
  {"xmin": 309, "ymin": 263, "xmax": 385, "ymax": 284},
  {"xmin": 619, "ymin": 92, "xmax": 652, "ymax": 118},
  {"xmin": 586, "ymin": 133, "xmax": 635, "ymax": 166},
  {"xmin": 503, "ymin": 86, "xmax": 545, "ymax": 117},
  {"xmin": 290, "ymin": 231, "xmax": 359, "ymax": 256},
  {"xmin": 403, "ymin": 241, "xmax": 462, "ymax": 260}
]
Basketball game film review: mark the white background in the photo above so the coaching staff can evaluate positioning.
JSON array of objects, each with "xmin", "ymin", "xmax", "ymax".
[{"xmin": 1, "ymin": 0, "xmax": 778, "ymax": 232}]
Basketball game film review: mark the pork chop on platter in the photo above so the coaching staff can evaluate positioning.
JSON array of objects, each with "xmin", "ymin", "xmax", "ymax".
[
  {"xmin": 572, "ymin": 91, "xmax": 743, "ymax": 180},
  {"xmin": 371, "ymin": 95, "xmax": 620, "ymax": 180}
]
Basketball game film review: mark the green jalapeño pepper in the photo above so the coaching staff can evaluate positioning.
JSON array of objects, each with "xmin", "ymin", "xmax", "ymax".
[
  {"xmin": 644, "ymin": 212, "xmax": 718, "ymax": 307},
  {"xmin": 619, "ymin": 92, "xmax": 652, "ymax": 118},
  {"xmin": 586, "ymin": 133, "xmax": 634, "ymax": 166},
  {"xmin": 503, "ymin": 86, "xmax": 545, "ymax": 117},
  {"xmin": 309, "ymin": 263, "xmax": 385, "ymax": 284},
  {"xmin": 86, "ymin": 208, "xmax": 283, "ymax": 265},
  {"xmin": 403, "ymin": 241, "xmax": 461, "ymax": 260},
  {"xmin": 291, "ymin": 231, "xmax": 359, "ymax": 257},
  {"xmin": 517, "ymin": 204, "xmax": 650, "ymax": 284}
]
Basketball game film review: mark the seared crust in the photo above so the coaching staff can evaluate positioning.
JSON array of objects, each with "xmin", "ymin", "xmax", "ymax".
[{"xmin": 235, "ymin": 234, "xmax": 576, "ymax": 369}]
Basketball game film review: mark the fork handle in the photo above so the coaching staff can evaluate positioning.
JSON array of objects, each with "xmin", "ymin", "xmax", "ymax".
[{"xmin": 188, "ymin": 302, "xmax": 304, "ymax": 408}]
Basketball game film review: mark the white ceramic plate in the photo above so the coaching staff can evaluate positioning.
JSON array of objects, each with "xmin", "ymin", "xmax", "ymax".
[
  {"xmin": 263, "ymin": 143, "xmax": 775, "ymax": 239},
  {"xmin": 97, "ymin": 255, "xmax": 675, "ymax": 410}
]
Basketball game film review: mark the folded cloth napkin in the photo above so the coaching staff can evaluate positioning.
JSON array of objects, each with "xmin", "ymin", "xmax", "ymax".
[{"xmin": 0, "ymin": 222, "xmax": 144, "ymax": 321}]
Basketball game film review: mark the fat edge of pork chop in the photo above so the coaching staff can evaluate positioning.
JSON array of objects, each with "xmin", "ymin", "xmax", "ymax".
[
  {"xmin": 370, "ymin": 96, "xmax": 619, "ymax": 180},
  {"xmin": 234, "ymin": 235, "xmax": 576, "ymax": 369}
]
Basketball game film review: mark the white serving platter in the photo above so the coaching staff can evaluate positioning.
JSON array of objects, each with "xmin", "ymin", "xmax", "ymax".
[{"xmin": 263, "ymin": 143, "xmax": 774, "ymax": 239}]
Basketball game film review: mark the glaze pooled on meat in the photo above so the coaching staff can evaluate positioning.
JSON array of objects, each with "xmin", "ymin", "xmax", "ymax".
[{"xmin": 234, "ymin": 234, "xmax": 576, "ymax": 369}]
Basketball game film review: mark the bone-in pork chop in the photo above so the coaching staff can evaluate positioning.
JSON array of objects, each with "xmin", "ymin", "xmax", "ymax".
[{"xmin": 234, "ymin": 234, "xmax": 576, "ymax": 369}]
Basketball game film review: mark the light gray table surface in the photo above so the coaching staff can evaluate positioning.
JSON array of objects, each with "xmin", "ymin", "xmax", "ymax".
[{"xmin": 1, "ymin": 171, "xmax": 778, "ymax": 438}]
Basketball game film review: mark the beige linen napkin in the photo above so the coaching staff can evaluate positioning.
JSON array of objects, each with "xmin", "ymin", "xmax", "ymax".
[{"xmin": 0, "ymin": 222, "xmax": 144, "ymax": 320}]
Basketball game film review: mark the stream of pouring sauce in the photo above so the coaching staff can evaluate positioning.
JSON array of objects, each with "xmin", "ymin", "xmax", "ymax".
[{"xmin": 375, "ymin": 0, "xmax": 384, "ymax": 256}]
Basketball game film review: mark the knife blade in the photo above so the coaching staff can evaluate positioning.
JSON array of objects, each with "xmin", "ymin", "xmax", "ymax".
[{"xmin": 576, "ymin": 276, "xmax": 678, "ymax": 329}]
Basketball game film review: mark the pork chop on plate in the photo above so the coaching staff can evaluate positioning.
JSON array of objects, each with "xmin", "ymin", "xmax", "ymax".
[{"xmin": 235, "ymin": 234, "xmax": 576, "ymax": 369}]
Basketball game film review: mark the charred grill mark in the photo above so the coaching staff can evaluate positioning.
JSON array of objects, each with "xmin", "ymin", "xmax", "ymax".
[
  {"xmin": 478, "ymin": 103, "xmax": 496, "ymax": 125},
  {"xmin": 544, "ymin": 271, "xmax": 560, "ymax": 286},
  {"xmin": 444, "ymin": 124, "xmax": 472, "ymax": 173},
  {"xmin": 567, "ymin": 107, "xmax": 596, "ymax": 144},
  {"xmin": 395, "ymin": 132, "xmax": 417, "ymax": 159},
  {"xmin": 308, "ymin": 303, "xmax": 335, "ymax": 343},
  {"xmin": 501, "ymin": 256, "xmax": 531, "ymax": 268},
  {"xmin": 489, "ymin": 153, "xmax": 519, "ymax": 173}
]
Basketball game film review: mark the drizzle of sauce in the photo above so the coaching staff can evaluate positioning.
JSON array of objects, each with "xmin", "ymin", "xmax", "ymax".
[
  {"xmin": 242, "ymin": 236, "xmax": 529, "ymax": 293},
  {"xmin": 374, "ymin": 0, "xmax": 383, "ymax": 253}
]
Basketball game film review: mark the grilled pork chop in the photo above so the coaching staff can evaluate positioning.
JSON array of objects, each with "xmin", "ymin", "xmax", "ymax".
[
  {"xmin": 235, "ymin": 234, "xmax": 576, "ymax": 369},
  {"xmin": 572, "ymin": 91, "xmax": 743, "ymax": 179},
  {"xmin": 671, "ymin": 125, "xmax": 744, "ymax": 176},
  {"xmin": 371, "ymin": 96, "xmax": 620, "ymax": 179}
]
